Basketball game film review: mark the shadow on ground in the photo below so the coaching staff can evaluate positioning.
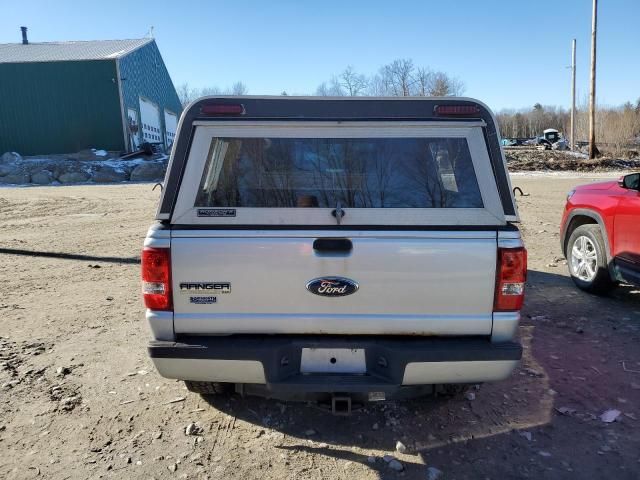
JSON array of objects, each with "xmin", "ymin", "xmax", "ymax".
[{"xmin": 195, "ymin": 269, "xmax": 640, "ymax": 477}]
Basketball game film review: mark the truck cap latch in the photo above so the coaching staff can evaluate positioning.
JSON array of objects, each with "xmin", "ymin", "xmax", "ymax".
[{"xmin": 331, "ymin": 202, "xmax": 345, "ymax": 225}]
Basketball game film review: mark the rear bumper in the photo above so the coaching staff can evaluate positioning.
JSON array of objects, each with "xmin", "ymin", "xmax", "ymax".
[{"xmin": 148, "ymin": 335, "xmax": 522, "ymax": 393}]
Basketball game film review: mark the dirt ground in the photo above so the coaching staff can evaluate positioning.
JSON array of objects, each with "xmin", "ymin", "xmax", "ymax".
[{"xmin": 1, "ymin": 174, "xmax": 639, "ymax": 480}]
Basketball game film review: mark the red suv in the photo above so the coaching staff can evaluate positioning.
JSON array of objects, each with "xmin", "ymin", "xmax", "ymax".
[{"xmin": 560, "ymin": 172, "xmax": 640, "ymax": 293}]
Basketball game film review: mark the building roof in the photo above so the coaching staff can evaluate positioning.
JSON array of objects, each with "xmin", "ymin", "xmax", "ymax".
[{"xmin": 0, "ymin": 38, "xmax": 153, "ymax": 63}]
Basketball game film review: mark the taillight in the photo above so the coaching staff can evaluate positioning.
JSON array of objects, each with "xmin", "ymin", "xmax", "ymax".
[
  {"xmin": 200, "ymin": 103, "xmax": 245, "ymax": 116},
  {"xmin": 494, "ymin": 247, "xmax": 527, "ymax": 311},
  {"xmin": 141, "ymin": 247, "xmax": 172, "ymax": 311},
  {"xmin": 434, "ymin": 105, "xmax": 480, "ymax": 116}
]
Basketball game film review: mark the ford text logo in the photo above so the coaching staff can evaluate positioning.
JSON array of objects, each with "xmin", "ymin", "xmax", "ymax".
[{"xmin": 306, "ymin": 277, "xmax": 358, "ymax": 297}]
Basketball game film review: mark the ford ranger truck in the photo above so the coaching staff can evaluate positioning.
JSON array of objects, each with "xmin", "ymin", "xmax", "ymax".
[{"xmin": 142, "ymin": 96, "xmax": 526, "ymax": 409}]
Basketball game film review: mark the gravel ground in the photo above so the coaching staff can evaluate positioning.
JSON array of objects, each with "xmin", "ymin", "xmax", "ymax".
[{"xmin": 0, "ymin": 175, "xmax": 639, "ymax": 479}]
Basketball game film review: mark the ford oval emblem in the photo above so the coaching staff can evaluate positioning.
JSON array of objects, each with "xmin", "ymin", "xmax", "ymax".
[{"xmin": 306, "ymin": 277, "xmax": 359, "ymax": 297}]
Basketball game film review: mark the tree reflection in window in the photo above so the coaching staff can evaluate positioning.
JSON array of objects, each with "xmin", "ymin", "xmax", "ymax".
[{"xmin": 195, "ymin": 137, "xmax": 483, "ymax": 209}]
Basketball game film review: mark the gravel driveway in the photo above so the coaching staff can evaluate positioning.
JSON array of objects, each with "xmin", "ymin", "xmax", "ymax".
[{"xmin": 0, "ymin": 175, "xmax": 638, "ymax": 479}]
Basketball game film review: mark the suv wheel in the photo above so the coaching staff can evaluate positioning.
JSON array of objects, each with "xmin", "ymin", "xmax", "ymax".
[
  {"xmin": 184, "ymin": 381, "xmax": 231, "ymax": 395},
  {"xmin": 566, "ymin": 224, "xmax": 615, "ymax": 294}
]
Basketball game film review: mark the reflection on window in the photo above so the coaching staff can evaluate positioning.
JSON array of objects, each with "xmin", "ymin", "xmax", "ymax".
[{"xmin": 194, "ymin": 137, "xmax": 483, "ymax": 209}]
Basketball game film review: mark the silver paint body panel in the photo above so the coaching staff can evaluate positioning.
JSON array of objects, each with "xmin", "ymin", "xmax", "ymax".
[{"xmin": 170, "ymin": 232, "xmax": 497, "ymax": 336}]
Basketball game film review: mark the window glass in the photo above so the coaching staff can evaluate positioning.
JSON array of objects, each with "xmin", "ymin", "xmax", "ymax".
[{"xmin": 194, "ymin": 137, "xmax": 483, "ymax": 208}]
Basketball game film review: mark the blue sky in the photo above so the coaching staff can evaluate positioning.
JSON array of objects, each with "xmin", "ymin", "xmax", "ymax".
[{"xmin": 2, "ymin": 0, "xmax": 638, "ymax": 111}]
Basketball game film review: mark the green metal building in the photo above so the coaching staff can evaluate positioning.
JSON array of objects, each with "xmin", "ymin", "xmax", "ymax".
[{"xmin": 0, "ymin": 34, "xmax": 182, "ymax": 155}]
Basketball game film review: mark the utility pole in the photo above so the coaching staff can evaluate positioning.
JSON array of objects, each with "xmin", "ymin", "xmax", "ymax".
[
  {"xmin": 570, "ymin": 39, "xmax": 577, "ymax": 151},
  {"xmin": 588, "ymin": 0, "xmax": 598, "ymax": 159}
]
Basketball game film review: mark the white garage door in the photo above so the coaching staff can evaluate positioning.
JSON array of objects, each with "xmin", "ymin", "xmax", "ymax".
[
  {"xmin": 164, "ymin": 110, "xmax": 178, "ymax": 148},
  {"xmin": 139, "ymin": 97, "xmax": 162, "ymax": 144}
]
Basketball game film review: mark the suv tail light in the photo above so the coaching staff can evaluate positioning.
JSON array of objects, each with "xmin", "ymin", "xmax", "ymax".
[
  {"xmin": 141, "ymin": 247, "xmax": 172, "ymax": 311},
  {"xmin": 494, "ymin": 247, "xmax": 527, "ymax": 311}
]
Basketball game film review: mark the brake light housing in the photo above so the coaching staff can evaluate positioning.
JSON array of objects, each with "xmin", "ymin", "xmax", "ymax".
[
  {"xmin": 141, "ymin": 247, "xmax": 172, "ymax": 311},
  {"xmin": 494, "ymin": 247, "xmax": 527, "ymax": 311},
  {"xmin": 434, "ymin": 104, "xmax": 480, "ymax": 117},
  {"xmin": 200, "ymin": 103, "xmax": 245, "ymax": 116}
]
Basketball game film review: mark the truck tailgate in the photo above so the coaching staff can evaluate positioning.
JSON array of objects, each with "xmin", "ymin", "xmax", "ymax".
[{"xmin": 171, "ymin": 230, "xmax": 497, "ymax": 336}]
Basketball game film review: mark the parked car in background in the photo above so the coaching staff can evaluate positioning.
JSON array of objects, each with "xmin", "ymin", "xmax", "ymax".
[{"xmin": 561, "ymin": 172, "xmax": 640, "ymax": 293}]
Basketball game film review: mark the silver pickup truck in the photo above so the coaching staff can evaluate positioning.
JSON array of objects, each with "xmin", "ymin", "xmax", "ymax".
[{"xmin": 142, "ymin": 96, "xmax": 526, "ymax": 411}]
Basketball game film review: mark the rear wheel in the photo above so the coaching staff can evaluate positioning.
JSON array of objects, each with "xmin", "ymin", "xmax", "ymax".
[
  {"xmin": 184, "ymin": 381, "xmax": 231, "ymax": 395},
  {"xmin": 566, "ymin": 224, "xmax": 615, "ymax": 294}
]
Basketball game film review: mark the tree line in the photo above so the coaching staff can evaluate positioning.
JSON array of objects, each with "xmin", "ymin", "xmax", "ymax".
[
  {"xmin": 496, "ymin": 100, "xmax": 640, "ymax": 151},
  {"xmin": 314, "ymin": 59, "xmax": 464, "ymax": 97},
  {"xmin": 176, "ymin": 58, "xmax": 464, "ymax": 106},
  {"xmin": 176, "ymin": 58, "xmax": 639, "ymax": 151}
]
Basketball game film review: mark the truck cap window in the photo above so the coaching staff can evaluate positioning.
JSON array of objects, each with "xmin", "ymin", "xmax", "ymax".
[{"xmin": 194, "ymin": 137, "xmax": 483, "ymax": 209}]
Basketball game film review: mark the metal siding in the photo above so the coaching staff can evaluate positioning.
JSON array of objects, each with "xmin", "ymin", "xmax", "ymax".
[
  {"xmin": 0, "ymin": 60, "xmax": 124, "ymax": 155},
  {"xmin": 119, "ymin": 40, "xmax": 182, "ymax": 149}
]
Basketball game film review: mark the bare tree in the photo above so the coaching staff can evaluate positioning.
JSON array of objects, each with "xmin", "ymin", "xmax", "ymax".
[
  {"xmin": 379, "ymin": 59, "xmax": 416, "ymax": 96},
  {"xmin": 177, "ymin": 82, "xmax": 250, "ymax": 107},
  {"xmin": 429, "ymin": 72, "xmax": 465, "ymax": 96},
  {"xmin": 414, "ymin": 67, "xmax": 433, "ymax": 96},
  {"xmin": 315, "ymin": 59, "xmax": 464, "ymax": 98},
  {"xmin": 231, "ymin": 81, "xmax": 248, "ymax": 95},
  {"xmin": 176, "ymin": 83, "xmax": 198, "ymax": 107},
  {"xmin": 315, "ymin": 78, "xmax": 344, "ymax": 96},
  {"xmin": 339, "ymin": 66, "xmax": 368, "ymax": 96}
]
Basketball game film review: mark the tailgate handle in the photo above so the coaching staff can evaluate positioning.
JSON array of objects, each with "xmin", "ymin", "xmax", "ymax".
[{"xmin": 313, "ymin": 238, "xmax": 353, "ymax": 252}]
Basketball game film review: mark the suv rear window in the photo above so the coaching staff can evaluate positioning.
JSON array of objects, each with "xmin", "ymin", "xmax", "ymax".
[{"xmin": 194, "ymin": 137, "xmax": 483, "ymax": 209}]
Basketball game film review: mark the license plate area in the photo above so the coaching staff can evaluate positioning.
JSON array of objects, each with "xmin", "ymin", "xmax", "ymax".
[{"xmin": 300, "ymin": 348, "xmax": 366, "ymax": 374}]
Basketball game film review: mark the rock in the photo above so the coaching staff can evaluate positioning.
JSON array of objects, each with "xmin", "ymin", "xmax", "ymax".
[
  {"xmin": 388, "ymin": 459, "xmax": 404, "ymax": 472},
  {"xmin": 31, "ymin": 170, "xmax": 54, "ymax": 185},
  {"xmin": 58, "ymin": 171, "xmax": 90, "ymax": 183},
  {"xmin": 185, "ymin": 423, "xmax": 203, "ymax": 436},
  {"xmin": 538, "ymin": 451, "xmax": 552, "ymax": 457},
  {"xmin": 367, "ymin": 456, "xmax": 377, "ymax": 464},
  {"xmin": 0, "ymin": 173, "xmax": 30, "ymax": 184},
  {"xmin": 395, "ymin": 441, "xmax": 407, "ymax": 453},
  {"xmin": 427, "ymin": 467, "xmax": 443, "ymax": 480},
  {"xmin": 130, "ymin": 162, "xmax": 165, "ymax": 182},
  {"xmin": 372, "ymin": 423, "xmax": 379, "ymax": 430},
  {"xmin": 60, "ymin": 396, "xmax": 81, "ymax": 411},
  {"xmin": 600, "ymin": 409, "xmax": 621, "ymax": 423},
  {"xmin": 94, "ymin": 165, "xmax": 129, "ymax": 183},
  {"xmin": 382, "ymin": 455, "xmax": 395, "ymax": 463},
  {"xmin": 0, "ymin": 164, "xmax": 17, "ymax": 176},
  {"xmin": 465, "ymin": 392, "xmax": 476, "ymax": 401},
  {"xmin": 555, "ymin": 406, "xmax": 576, "ymax": 416},
  {"xmin": 56, "ymin": 366, "xmax": 71, "ymax": 376},
  {"xmin": 520, "ymin": 431, "xmax": 532, "ymax": 441},
  {"xmin": 1, "ymin": 152, "xmax": 22, "ymax": 164},
  {"xmin": 168, "ymin": 463, "xmax": 178, "ymax": 473},
  {"xmin": 304, "ymin": 429, "xmax": 317, "ymax": 436}
]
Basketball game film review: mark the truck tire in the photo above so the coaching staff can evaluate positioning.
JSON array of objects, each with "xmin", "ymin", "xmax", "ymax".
[
  {"xmin": 184, "ymin": 381, "xmax": 231, "ymax": 395},
  {"xmin": 566, "ymin": 224, "xmax": 616, "ymax": 294}
]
